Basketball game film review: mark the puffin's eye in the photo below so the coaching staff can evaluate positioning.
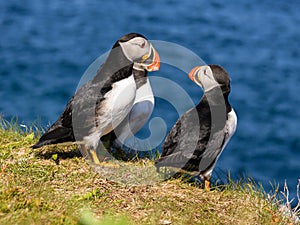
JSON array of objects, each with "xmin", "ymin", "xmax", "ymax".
[
  {"xmin": 132, "ymin": 41, "xmax": 145, "ymax": 48},
  {"xmin": 140, "ymin": 41, "xmax": 146, "ymax": 48}
]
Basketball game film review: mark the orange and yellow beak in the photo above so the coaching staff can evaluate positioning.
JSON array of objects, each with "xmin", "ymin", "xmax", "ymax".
[
  {"xmin": 145, "ymin": 45, "xmax": 160, "ymax": 72},
  {"xmin": 188, "ymin": 66, "xmax": 201, "ymax": 83}
]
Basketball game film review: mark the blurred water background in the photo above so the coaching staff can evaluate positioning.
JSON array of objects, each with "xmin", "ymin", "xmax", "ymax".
[{"xmin": 1, "ymin": 0, "xmax": 300, "ymax": 203}]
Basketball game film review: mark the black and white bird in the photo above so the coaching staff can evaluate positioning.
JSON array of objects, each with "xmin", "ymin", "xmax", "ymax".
[
  {"xmin": 155, "ymin": 64, "xmax": 237, "ymax": 190},
  {"xmin": 32, "ymin": 33, "xmax": 160, "ymax": 162},
  {"xmin": 101, "ymin": 66, "xmax": 154, "ymax": 157}
]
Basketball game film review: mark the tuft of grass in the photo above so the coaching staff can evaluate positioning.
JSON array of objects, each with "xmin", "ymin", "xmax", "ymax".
[{"xmin": 0, "ymin": 121, "xmax": 298, "ymax": 224}]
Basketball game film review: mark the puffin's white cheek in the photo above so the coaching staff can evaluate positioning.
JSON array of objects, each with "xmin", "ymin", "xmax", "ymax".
[
  {"xmin": 121, "ymin": 44, "xmax": 144, "ymax": 62},
  {"xmin": 120, "ymin": 43, "xmax": 134, "ymax": 61},
  {"xmin": 134, "ymin": 47, "xmax": 149, "ymax": 61}
]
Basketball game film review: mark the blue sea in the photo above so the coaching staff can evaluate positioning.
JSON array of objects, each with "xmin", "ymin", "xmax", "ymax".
[{"xmin": 1, "ymin": 0, "xmax": 300, "ymax": 203}]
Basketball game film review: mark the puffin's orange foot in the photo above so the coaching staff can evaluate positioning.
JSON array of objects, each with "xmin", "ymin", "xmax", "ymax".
[
  {"xmin": 90, "ymin": 150, "xmax": 101, "ymax": 165},
  {"xmin": 204, "ymin": 179, "xmax": 211, "ymax": 191}
]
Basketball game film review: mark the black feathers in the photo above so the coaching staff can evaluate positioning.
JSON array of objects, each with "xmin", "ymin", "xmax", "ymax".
[
  {"xmin": 155, "ymin": 65, "xmax": 236, "ymax": 182},
  {"xmin": 32, "ymin": 33, "xmax": 139, "ymax": 149}
]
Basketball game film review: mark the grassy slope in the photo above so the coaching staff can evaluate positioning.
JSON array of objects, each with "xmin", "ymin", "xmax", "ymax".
[{"xmin": 0, "ymin": 127, "xmax": 296, "ymax": 225}]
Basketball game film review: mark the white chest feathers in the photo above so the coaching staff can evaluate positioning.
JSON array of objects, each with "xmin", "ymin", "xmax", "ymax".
[
  {"xmin": 134, "ymin": 78, "xmax": 154, "ymax": 104},
  {"xmin": 225, "ymin": 109, "xmax": 237, "ymax": 146},
  {"xmin": 107, "ymin": 75, "xmax": 137, "ymax": 126},
  {"xmin": 84, "ymin": 75, "xmax": 137, "ymax": 148}
]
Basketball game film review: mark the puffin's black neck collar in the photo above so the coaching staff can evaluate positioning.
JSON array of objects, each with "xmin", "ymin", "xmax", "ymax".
[
  {"xmin": 202, "ymin": 85, "xmax": 232, "ymax": 113},
  {"xmin": 204, "ymin": 84, "xmax": 230, "ymax": 95}
]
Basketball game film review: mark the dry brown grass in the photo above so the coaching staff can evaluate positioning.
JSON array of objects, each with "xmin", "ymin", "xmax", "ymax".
[{"xmin": 0, "ymin": 127, "xmax": 297, "ymax": 225}]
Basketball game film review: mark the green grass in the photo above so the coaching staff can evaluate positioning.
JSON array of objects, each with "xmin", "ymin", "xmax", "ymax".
[{"xmin": 0, "ymin": 119, "xmax": 298, "ymax": 224}]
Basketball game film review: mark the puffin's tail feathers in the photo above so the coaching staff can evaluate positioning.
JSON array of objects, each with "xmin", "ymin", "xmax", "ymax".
[
  {"xmin": 32, "ymin": 126, "xmax": 75, "ymax": 149},
  {"xmin": 155, "ymin": 152, "xmax": 192, "ymax": 169}
]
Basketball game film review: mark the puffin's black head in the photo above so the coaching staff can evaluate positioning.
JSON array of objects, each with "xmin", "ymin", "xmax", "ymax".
[
  {"xmin": 188, "ymin": 64, "xmax": 231, "ymax": 93},
  {"xmin": 112, "ymin": 33, "xmax": 160, "ymax": 72},
  {"xmin": 113, "ymin": 33, "xmax": 147, "ymax": 47}
]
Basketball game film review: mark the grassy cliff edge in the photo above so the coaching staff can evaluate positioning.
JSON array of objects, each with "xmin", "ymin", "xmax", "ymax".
[{"xmin": 0, "ymin": 122, "xmax": 298, "ymax": 225}]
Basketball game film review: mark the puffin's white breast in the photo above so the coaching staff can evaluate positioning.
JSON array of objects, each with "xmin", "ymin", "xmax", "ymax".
[
  {"xmin": 102, "ymin": 74, "xmax": 137, "ymax": 131},
  {"xmin": 114, "ymin": 78, "xmax": 155, "ymax": 144},
  {"xmin": 134, "ymin": 78, "xmax": 154, "ymax": 104},
  {"xmin": 84, "ymin": 75, "xmax": 136, "ymax": 148}
]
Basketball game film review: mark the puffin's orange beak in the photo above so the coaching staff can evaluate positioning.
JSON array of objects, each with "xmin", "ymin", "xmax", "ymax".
[
  {"xmin": 145, "ymin": 46, "xmax": 160, "ymax": 72},
  {"xmin": 188, "ymin": 66, "xmax": 201, "ymax": 83}
]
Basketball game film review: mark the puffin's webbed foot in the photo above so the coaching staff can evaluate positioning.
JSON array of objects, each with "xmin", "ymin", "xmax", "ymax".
[{"xmin": 204, "ymin": 179, "xmax": 211, "ymax": 191}]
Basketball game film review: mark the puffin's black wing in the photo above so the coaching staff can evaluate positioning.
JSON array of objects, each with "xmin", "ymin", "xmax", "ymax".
[
  {"xmin": 160, "ymin": 119, "xmax": 182, "ymax": 157},
  {"xmin": 32, "ymin": 59, "xmax": 134, "ymax": 149},
  {"xmin": 155, "ymin": 107, "xmax": 204, "ymax": 169},
  {"xmin": 32, "ymin": 76, "xmax": 111, "ymax": 149},
  {"xmin": 156, "ymin": 102, "xmax": 227, "ymax": 172},
  {"xmin": 195, "ymin": 127, "xmax": 226, "ymax": 172},
  {"xmin": 32, "ymin": 97, "xmax": 75, "ymax": 149}
]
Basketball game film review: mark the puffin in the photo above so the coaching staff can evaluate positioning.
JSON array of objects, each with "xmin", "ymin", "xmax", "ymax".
[
  {"xmin": 101, "ymin": 65, "xmax": 154, "ymax": 156},
  {"xmin": 155, "ymin": 64, "xmax": 237, "ymax": 190},
  {"xmin": 32, "ymin": 33, "xmax": 160, "ymax": 162}
]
